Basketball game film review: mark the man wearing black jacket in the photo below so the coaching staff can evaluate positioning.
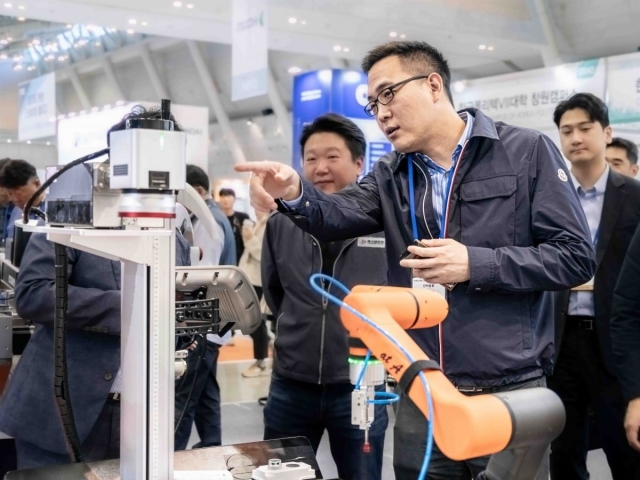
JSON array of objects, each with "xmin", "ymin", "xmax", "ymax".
[
  {"xmin": 238, "ymin": 41, "xmax": 594, "ymax": 479},
  {"xmin": 611, "ymin": 224, "xmax": 640, "ymax": 454},
  {"xmin": 550, "ymin": 93, "xmax": 640, "ymax": 479},
  {"xmin": 261, "ymin": 114, "xmax": 388, "ymax": 480}
]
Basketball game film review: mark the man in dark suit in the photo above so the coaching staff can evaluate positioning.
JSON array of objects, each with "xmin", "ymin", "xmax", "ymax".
[
  {"xmin": 550, "ymin": 93, "xmax": 640, "ymax": 479},
  {"xmin": 0, "ymin": 106, "xmax": 192, "ymax": 469}
]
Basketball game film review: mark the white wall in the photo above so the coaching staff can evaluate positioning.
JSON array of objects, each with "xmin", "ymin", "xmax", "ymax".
[{"xmin": 0, "ymin": 143, "xmax": 58, "ymax": 170}]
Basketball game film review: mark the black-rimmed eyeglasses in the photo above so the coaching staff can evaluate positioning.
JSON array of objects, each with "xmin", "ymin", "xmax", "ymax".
[{"xmin": 364, "ymin": 75, "xmax": 431, "ymax": 117}]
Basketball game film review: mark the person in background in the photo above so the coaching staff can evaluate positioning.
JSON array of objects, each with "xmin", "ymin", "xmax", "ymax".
[
  {"xmin": 611, "ymin": 224, "xmax": 640, "ymax": 454},
  {"xmin": 186, "ymin": 165, "xmax": 236, "ymax": 266},
  {"xmin": 550, "ymin": 93, "xmax": 640, "ymax": 479},
  {"xmin": 0, "ymin": 159, "xmax": 44, "ymax": 240},
  {"xmin": 261, "ymin": 114, "xmax": 389, "ymax": 480},
  {"xmin": 0, "ymin": 106, "xmax": 192, "ymax": 469},
  {"xmin": 174, "ymin": 165, "xmax": 235, "ymax": 450},
  {"xmin": 606, "ymin": 137, "xmax": 639, "ymax": 178},
  {"xmin": 218, "ymin": 188, "xmax": 250, "ymax": 265},
  {"xmin": 239, "ymin": 211, "xmax": 270, "ymax": 378}
]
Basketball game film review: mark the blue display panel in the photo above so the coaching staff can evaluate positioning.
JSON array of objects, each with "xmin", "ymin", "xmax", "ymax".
[{"xmin": 292, "ymin": 69, "xmax": 393, "ymax": 175}]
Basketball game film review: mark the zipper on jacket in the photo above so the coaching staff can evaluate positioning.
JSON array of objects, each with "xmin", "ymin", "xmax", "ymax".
[
  {"xmin": 310, "ymin": 235, "xmax": 326, "ymax": 384},
  {"xmin": 320, "ymin": 240, "xmax": 354, "ymax": 384},
  {"xmin": 273, "ymin": 311, "xmax": 284, "ymax": 359},
  {"xmin": 313, "ymin": 235, "xmax": 355, "ymax": 385}
]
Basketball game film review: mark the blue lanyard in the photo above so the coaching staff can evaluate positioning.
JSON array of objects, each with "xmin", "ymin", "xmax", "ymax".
[
  {"xmin": 408, "ymin": 155, "xmax": 456, "ymax": 240},
  {"xmin": 408, "ymin": 156, "xmax": 419, "ymax": 240}
]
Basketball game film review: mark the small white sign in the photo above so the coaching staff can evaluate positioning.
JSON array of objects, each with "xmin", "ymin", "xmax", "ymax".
[
  {"xmin": 412, "ymin": 277, "xmax": 447, "ymax": 298},
  {"xmin": 357, "ymin": 237, "xmax": 386, "ymax": 248}
]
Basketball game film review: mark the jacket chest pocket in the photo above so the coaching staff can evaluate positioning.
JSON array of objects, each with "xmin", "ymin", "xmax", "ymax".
[{"xmin": 460, "ymin": 175, "xmax": 516, "ymax": 247}]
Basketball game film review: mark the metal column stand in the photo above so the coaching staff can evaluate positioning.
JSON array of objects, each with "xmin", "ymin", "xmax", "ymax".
[{"xmin": 24, "ymin": 223, "xmax": 177, "ymax": 480}]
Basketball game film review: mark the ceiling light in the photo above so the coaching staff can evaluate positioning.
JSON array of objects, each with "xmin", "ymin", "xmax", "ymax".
[
  {"xmin": 288, "ymin": 66, "xmax": 301, "ymax": 74},
  {"xmin": 488, "ymin": 46, "xmax": 494, "ymax": 51},
  {"xmin": 12, "ymin": 55, "xmax": 21, "ymax": 62},
  {"xmin": 66, "ymin": 23, "xmax": 72, "ymax": 28},
  {"xmin": 6, "ymin": 139, "xmax": 11, "ymax": 143},
  {"xmin": 247, "ymin": 120, "xmax": 253, "ymax": 126},
  {"xmin": 141, "ymin": 21, "xmax": 148, "ymax": 26},
  {"xmin": 0, "ymin": 40, "xmax": 7, "ymax": 45},
  {"xmin": 91, "ymin": 107, "xmax": 99, "ymax": 112},
  {"xmin": 301, "ymin": 20, "xmax": 307, "ymax": 25},
  {"xmin": 78, "ymin": 39, "xmax": 86, "ymax": 46},
  {"xmin": 343, "ymin": 47, "xmax": 350, "ymax": 52},
  {"xmin": 186, "ymin": 3, "xmax": 194, "ymax": 8},
  {"xmin": 478, "ymin": 44, "xmax": 487, "ymax": 50},
  {"xmin": 27, "ymin": 65, "xmax": 35, "ymax": 71},
  {"xmin": 79, "ymin": 110, "xmax": 86, "ymax": 115},
  {"xmin": 0, "ymin": 54, "xmax": 6, "ymax": 59},
  {"xmin": 173, "ymin": 1, "xmax": 182, "ymax": 6},
  {"xmin": 6, "ymin": 37, "xmax": 11, "ymax": 41},
  {"xmin": 18, "ymin": 4, "xmax": 23, "ymax": 8},
  {"xmin": 333, "ymin": 45, "xmax": 341, "ymax": 51},
  {"xmin": 46, "ymin": 141, "xmax": 51, "ymax": 146},
  {"xmin": 32, "ymin": 39, "xmax": 40, "ymax": 45},
  {"xmin": 104, "ymin": 104, "xmax": 111, "ymax": 110},
  {"xmin": 4, "ymin": 3, "xmax": 12, "ymax": 8},
  {"xmin": 400, "ymin": 34, "xmax": 406, "ymax": 39},
  {"xmin": 127, "ymin": 29, "xmax": 134, "ymax": 34},
  {"xmin": 58, "ymin": 55, "xmax": 65, "ymax": 61},
  {"xmin": 129, "ymin": 19, "xmax": 137, "ymax": 25},
  {"xmin": 116, "ymin": 100, "xmax": 125, "ymax": 106},
  {"xmin": 288, "ymin": 17, "xmax": 297, "ymax": 24},
  {"xmin": 13, "ymin": 64, "xmax": 21, "ymax": 70},
  {"xmin": 389, "ymin": 31, "xmax": 397, "ymax": 38},
  {"xmin": 95, "ymin": 41, "xmax": 101, "ymax": 46},
  {"xmin": 17, "ymin": 16, "xmax": 24, "ymax": 21},
  {"xmin": 453, "ymin": 81, "xmax": 465, "ymax": 93},
  {"xmin": 49, "ymin": 116, "xmax": 56, "ymax": 122},
  {"xmin": 26, "ymin": 140, "xmax": 31, "ymax": 144},
  {"xmin": 68, "ymin": 112, "xmax": 76, "ymax": 117}
]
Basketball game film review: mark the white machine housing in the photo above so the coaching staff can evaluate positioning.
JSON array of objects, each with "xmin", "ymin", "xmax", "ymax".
[{"xmin": 109, "ymin": 128, "xmax": 186, "ymax": 191}]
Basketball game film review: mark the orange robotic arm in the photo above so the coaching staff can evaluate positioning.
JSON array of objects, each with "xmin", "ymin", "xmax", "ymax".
[{"xmin": 341, "ymin": 285, "xmax": 565, "ymax": 479}]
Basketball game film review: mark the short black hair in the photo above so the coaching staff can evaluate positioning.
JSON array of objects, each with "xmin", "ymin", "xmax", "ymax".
[
  {"xmin": 608, "ymin": 137, "xmax": 639, "ymax": 165},
  {"xmin": 219, "ymin": 188, "xmax": 236, "ymax": 198},
  {"xmin": 107, "ymin": 105, "xmax": 183, "ymax": 145},
  {"xmin": 186, "ymin": 164, "xmax": 210, "ymax": 191},
  {"xmin": 361, "ymin": 41, "xmax": 453, "ymax": 102},
  {"xmin": 0, "ymin": 159, "xmax": 37, "ymax": 189},
  {"xmin": 553, "ymin": 93, "xmax": 610, "ymax": 128},
  {"xmin": 300, "ymin": 113, "xmax": 366, "ymax": 161}
]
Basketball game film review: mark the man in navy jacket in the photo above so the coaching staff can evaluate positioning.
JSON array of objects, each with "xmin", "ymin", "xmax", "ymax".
[{"xmin": 237, "ymin": 41, "xmax": 595, "ymax": 479}]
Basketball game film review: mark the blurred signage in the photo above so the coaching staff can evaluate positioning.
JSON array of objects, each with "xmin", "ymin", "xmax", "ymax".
[
  {"xmin": 18, "ymin": 72, "xmax": 56, "ymax": 141},
  {"xmin": 453, "ymin": 59, "xmax": 606, "ymax": 131},
  {"xmin": 232, "ymin": 0, "xmax": 268, "ymax": 101},
  {"xmin": 608, "ymin": 52, "xmax": 640, "ymax": 126}
]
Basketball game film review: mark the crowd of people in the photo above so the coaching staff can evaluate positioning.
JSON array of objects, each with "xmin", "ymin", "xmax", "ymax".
[{"xmin": 1, "ymin": 39, "xmax": 640, "ymax": 480}]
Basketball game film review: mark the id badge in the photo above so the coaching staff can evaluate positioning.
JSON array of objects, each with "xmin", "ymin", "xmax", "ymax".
[
  {"xmin": 412, "ymin": 272, "xmax": 447, "ymax": 298},
  {"xmin": 572, "ymin": 277, "xmax": 594, "ymax": 292}
]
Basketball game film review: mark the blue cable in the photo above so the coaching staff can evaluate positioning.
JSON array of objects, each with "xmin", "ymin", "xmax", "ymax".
[{"xmin": 309, "ymin": 273, "xmax": 434, "ymax": 480}]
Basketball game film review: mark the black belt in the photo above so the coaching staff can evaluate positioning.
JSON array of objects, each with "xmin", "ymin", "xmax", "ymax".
[
  {"xmin": 107, "ymin": 393, "xmax": 121, "ymax": 401},
  {"xmin": 456, "ymin": 377, "xmax": 542, "ymax": 394},
  {"xmin": 567, "ymin": 315, "xmax": 595, "ymax": 331}
]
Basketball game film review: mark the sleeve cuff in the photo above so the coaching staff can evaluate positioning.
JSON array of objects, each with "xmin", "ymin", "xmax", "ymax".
[
  {"xmin": 281, "ymin": 181, "xmax": 304, "ymax": 207},
  {"xmin": 467, "ymin": 246, "xmax": 497, "ymax": 293}
]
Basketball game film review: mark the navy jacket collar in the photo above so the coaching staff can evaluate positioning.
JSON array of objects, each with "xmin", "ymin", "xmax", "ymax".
[{"xmin": 392, "ymin": 108, "xmax": 499, "ymax": 173}]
